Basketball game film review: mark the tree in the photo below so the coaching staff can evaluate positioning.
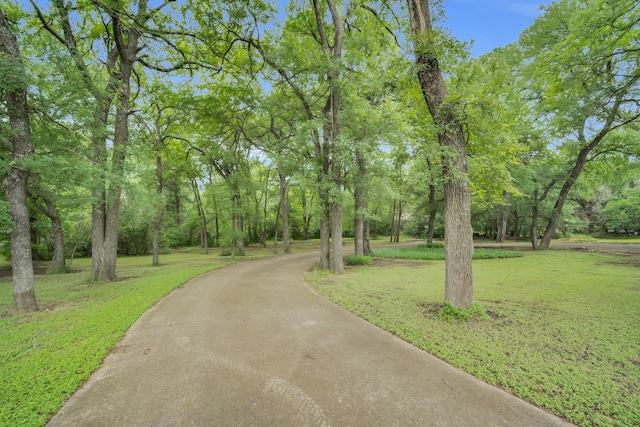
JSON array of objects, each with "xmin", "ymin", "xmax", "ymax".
[
  {"xmin": 519, "ymin": 0, "xmax": 640, "ymax": 248},
  {"xmin": 0, "ymin": 7, "xmax": 37, "ymax": 312},
  {"xmin": 407, "ymin": 0, "xmax": 473, "ymax": 309}
]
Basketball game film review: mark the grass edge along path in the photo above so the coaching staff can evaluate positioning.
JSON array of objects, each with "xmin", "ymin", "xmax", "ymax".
[
  {"xmin": 0, "ymin": 251, "xmax": 238, "ymax": 427},
  {"xmin": 305, "ymin": 250, "xmax": 640, "ymax": 427}
]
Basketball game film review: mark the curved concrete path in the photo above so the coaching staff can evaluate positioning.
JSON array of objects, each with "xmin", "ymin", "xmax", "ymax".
[{"xmin": 48, "ymin": 252, "xmax": 573, "ymax": 426}]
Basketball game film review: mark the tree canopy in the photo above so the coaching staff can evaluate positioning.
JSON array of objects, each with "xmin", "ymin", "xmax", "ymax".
[{"xmin": 1, "ymin": 0, "xmax": 639, "ymax": 312}]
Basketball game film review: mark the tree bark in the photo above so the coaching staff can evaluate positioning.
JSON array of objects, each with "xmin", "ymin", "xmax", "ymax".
[
  {"xmin": 540, "ymin": 92, "xmax": 625, "ymax": 248},
  {"xmin": 0, "ymin": 8, "xmax": 37, "ymax": 312},
  {"xmin": 389, "ymin": 199, "xmax": 396, "ymax": 243},
  {"xmin": 278, "ymin": 170, "xmax": 290, "ymax": 254},
  {"xmin": 28, "ymin": 186, "xmax": 66, "ymax": 271},
  {"xmin": 152, "ymin": 142, "xmax": 163, "ymax": 266},
  {"xmin": 301, "ymin": 188, "xmax": 310, "ymax": 240},
  {"xmin": 496, "ymin": 191, "xmax": 510, "ymax": 243},
  {"xmin": 354, "ymin": 147, "xmax": 367, "ymax": 256},
  {"xmin": 191, "ymin": 179, "xmax": 208, "ymax": 254},
  {"xmin": 427, "ymin": 183, "xmax": 437, "ymax": 244},
  {"xmin": 407, "ymin": 0, "xmax": 473, "ymax": 309}
]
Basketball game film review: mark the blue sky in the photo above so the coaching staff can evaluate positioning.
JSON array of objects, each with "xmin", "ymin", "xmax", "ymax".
[{"xmin": 442, "ymin": 0, "xmax": 553, "ymax": 55}]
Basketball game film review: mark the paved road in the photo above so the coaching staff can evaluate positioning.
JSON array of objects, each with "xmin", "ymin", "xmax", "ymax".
[{"xmin": 48, "ymin": 251, "xmax": 573, "ymax": 427}]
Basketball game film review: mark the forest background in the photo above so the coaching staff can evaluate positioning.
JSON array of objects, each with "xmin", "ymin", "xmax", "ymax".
[{"xmin": 1, "ymin": 0, "xmax": 639, "ymax": 313}]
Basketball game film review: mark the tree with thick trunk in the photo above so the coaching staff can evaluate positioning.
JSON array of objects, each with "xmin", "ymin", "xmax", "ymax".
[
  {"xmin": 0, "ymin": 7, "xmax": 37, "ymax": 312},
  {"xmin": 407, "ymin": 0, "xmax": 473, "ymax": 309}
]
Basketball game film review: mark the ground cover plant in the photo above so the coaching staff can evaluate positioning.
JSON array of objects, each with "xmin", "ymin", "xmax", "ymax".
[
  {"xmin": 370, "ymin": 243, "xmax": 523, "ymax": 260},
  {"xmin": 0, "ymin": 246, "xmax": 282, "ymax": 426},
  {"xmin": 305, "ymin": 250, "xmax": 640, "ymax": 427}
]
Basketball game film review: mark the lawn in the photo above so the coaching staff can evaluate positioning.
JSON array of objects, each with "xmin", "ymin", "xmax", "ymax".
[
  {"xmin": 305, "ymin": 250, "xmax": 640, "ymax": 427},
  {"xmin": 0, "ymin": 245, "xmax": 280, "ymax": 426},
  {"xmin": 370, "ymin": 243, "xmax": 523, "ymax": 260}
]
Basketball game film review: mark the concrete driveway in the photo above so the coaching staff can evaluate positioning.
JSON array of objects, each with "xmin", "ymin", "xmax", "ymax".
[{"xmin": 47, "ymin": 251, "xmax": 573, "ymax": 426}]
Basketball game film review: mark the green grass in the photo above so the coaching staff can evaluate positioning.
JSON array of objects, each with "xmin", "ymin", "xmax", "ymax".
[
  {"xmin": 305, "ymin": 251, "xmax": 640, "ymax": 427},
  {"xmin": 371, "ymin": 244, "xmax": 523, "ymax": 260},
  {"xmin": 0, "ymin": 246, "xmax": 279, "ymax": 426}
]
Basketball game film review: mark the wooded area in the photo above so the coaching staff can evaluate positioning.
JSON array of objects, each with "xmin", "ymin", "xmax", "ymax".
[{"xmin": 1, "ymin": 0, "xmax": 639, "ymax": 312}]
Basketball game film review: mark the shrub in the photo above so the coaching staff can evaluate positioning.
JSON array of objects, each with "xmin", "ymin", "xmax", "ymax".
[
  {"xmin": 438, "ymin": 302, "xmax": 489, "ymax": 321},
  {"xmin": 344, "ymin": 255, "xmax": 372, "ymax": 266}
]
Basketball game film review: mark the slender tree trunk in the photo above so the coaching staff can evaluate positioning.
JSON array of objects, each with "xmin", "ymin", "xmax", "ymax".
[
  {"xmin": 389, "ymin": 200, "xmax": 396, "ymax": 243},
  {"xmin": 28, "ymin": 187, "xmax": 66, "ymax": 271},
  {"xmin": 273, "ymin": 204, "xmax": 280, "ymax": 248},
  {"xmin": 0, "ymin": 9, "xmax": 37, "ymax": 312},
  {"xmin": 540, "ymin": 95, "xmax": 622, "ymax": 248},
  {"xmin": 152, "ymin": 140, "xmax": 163, "ymax": 266},
  {"xmin": 512, "ymin": 208, "xmax": 520, "ymax": 240},
  {"xmin": 408, "ymin": 0, "xmax": 473, "ymax": 309},
  {"xmin": 278, "ymin": 170, "xmax": 290, "ymax": 254},
  {"xmin": 320, "ymin": 203, "xmax": 331, "ymax": 269},
  {"xmin": 212, "ymin": 189, "xmax": 220, "ymax": 247},
  {"xmin": 427, "ymin": 182, "xmax": 437, "ymax": 244},
  {"xmin": 531, "ymin": 189, "xmax": 539, "ymax": 249},
  {"xmin": 354, "ymin": 148, "xmax": 367, "ymax": 256},
  {"xmin": 237, "ymin": 208, "xmax": 245, "ymax": 256},
  {"xmin": 496, "ymin": 191, "xmax": 510, "ymax": 244},
  {"xmin": 540, "ymin": 155, "xmax": 587, "ymax": 248},
  {"xmin": 395, "ymin": 202, "xmax": 403, "ymax": 243},
  {"xmin": 301, "ymin": 189, "xmax": 310, "ymax": 240},
  {"xmin": 363, "ymin": 209, "xmax": 371, "ymax": 256},
  {"xmin": 191, "ymin": 179, "xmax": 208, "ymax": 254}
]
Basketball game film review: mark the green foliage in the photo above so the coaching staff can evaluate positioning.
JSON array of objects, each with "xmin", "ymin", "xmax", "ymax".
[
  {"xmin": 438, "ymin": 302, "xmax": 489, "ymax": 321},
  {"xmin": 600, "ymin": 187, "xmax": 640, "ymax": 234},
  {"xmin": 0, "ymin": 252, "xmax": 237, "ymax": 426},
  {"xmin": 344, "ymin": 255, "xmax": 371, "ymax": 266},
  {"xmin": 371, "ymin": 245, "xmax": 521, "ymax": 260},
  {"xmin": 306, "ymin": 251, "xmax": 640, "ymax": 426}
]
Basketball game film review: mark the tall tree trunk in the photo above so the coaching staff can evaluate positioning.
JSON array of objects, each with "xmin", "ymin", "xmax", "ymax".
[
  {"xmin": 531, "ymin": 189, "xmax": 539, "ymax": 249},
  {"xmin": 152, "ymin": 140, "xmax": 163, "ymax": 266},
  {"xmin": 319, "ymin": 204, "xmax": 331, "ymax": 269},
  {"xmin": 408, "ymin": 0, "xmax": 473, "ymax": 309},
  {"xmin": 427, "ymin": 183, "xmax": 437, "ymax": 244},
  {"xmin": 395, "ymin": 202, "xmax": 403, "ymax": 243},
  {"xmin": 389, "ymin": 199, "xmax": 396, "ymax": 243},
  {"xmin": 354, "ymin": 147, "xmax": 367, "ymax": 256},
  {"xmin": 212, "ymin": 189, "xmax": 220, "ymax": 247},
  {"xmin": 0, "ymin": 8, "xmax": 37, "ymax": 312},
  {"xmin": 191, "ymin": 179, "xmax": 208, "ymax": 254},
  {"xmin": 540, "ymin": 95, "xmax": 623, "ymax": 248},
  {"xmin": 278, "ymin": 170, "xmax": 290, "ymax": 254},
  {"xmin": 363, "ymin": 208, "xmax": 371, "ymax": 256},
  {"xmin": 496, "ymin": 191, "xmax": 510, "ymax": 244},
  {"xmin": 301, "ymin": 189, "xmax": 310, "ymax": 240},
  {"xmin": 540, "ymin": 153, "xmax": 588, "ymax": 248},
  {"xmin": 237, "ymin": 208, "xmax": 245, "ymax": 256}
]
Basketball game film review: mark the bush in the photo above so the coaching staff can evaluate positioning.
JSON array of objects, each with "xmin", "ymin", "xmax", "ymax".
[
  {"xmin": 437, "ymin": 302, "xmax": 489, "ymax": 321},
  {"xmin": 344, "ymin": 255, "xmax": 372, "ymax": 266}
]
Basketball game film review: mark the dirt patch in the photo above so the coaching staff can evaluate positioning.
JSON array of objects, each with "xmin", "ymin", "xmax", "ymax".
[{"xmin": 107, "ymin": 344, "xmax": 133, "ymax": 356}]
